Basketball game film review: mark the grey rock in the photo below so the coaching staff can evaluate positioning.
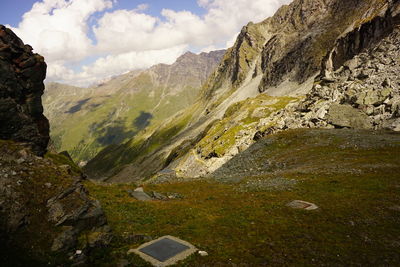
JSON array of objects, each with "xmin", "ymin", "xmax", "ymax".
[
  {"xmin": 87, "ymin": 225, "xmax": 113, "ymax": 248},
  {"xmin": 15, "ymin": 158, "xmax": 25, "ymax": 164},
  {"xmin": 151, "ymin": 191, "xmax": 167, "ymax": 200},
  {"xmin": 383, "ymin": 118, "xmax": 400, "ymax": 131},
  {"xmin": 129, "ymin": 188, "xmax": 153, "ymax": 201},
  {"xmin": 327, "ymin": 104, "xmax": 372, "ymax": 129},
  {"xmin": 198, "ymin": 250, "xmax": 209, "ymax": 256},
  {"xmin": 344, "ymin": 57, "xmax": 359, "ymax": 71},
  {"xmin": 287, "ymin": 200, "xmax": 319, "ymax": 210},
  {"xmin": 355, "ymin": 88, "xmax": 391, "ymax": 106},
  {"xmin": 359, "ymin": 105, "xmax": 375, "ymax": 116},
  {"xmin": 167, "ymin": 193, "xmax": 184, "ymax": 199}
]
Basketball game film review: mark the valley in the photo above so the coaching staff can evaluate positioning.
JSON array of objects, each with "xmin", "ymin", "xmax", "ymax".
[
  {"xmin": 43, "ymin": 50, "xmax": 225, "ymax": 164},
  {"xmin": 1, "ymin": 0, "xmax": 400, "ymax": 266}
]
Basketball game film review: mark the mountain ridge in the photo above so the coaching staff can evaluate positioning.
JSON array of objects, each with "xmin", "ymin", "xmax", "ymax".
[
  {"xmin": 84, "ymin": 0, "xmax": 400, "ymax": 183},
  {"xmin": 43, "ymin": 49, "xmax": 225, "ymax": 164}
]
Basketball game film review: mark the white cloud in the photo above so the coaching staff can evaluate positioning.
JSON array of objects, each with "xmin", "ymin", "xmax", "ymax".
[
  {"xmin": 11, "ymin": 0, "xmax": 113, "ymax": 63},
  {"xmin": 46, "ymin": 45, "xmax": 187, "ymax": 87},
  {"xmin": 11, "ymin": 0, "xmax": 292, "ymax": 86}
]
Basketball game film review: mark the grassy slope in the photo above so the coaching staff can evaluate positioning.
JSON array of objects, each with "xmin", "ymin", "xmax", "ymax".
[
  {"xmin": 196, "ymin": 94, "xmax": 297, "ymax": 158},
  {"xmin": 46, "ymin": 51, "xmax": 225, "ymax": 164},
  {"xmin": 50, "ymin": 74, "xmax": 198, "ymax": 163},
  {"xmin": 85, "ymin": 128, "xmax": 400, "ymax": 266},
  {"xmin": 84, "ymin": 109, "xmax": 194, "ymax": 179},
  {"xmin": 85, "ymin": 91, "xmax": 297, "ymax": 181}
]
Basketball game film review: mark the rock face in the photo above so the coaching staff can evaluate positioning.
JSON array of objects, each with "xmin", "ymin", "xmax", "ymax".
[
  {"xmin": 0, "ymin": 25, "xmax": 49, "ymax": 156},
  {"xmin": 0, "ymin": 142, "xmax": 112, "ymax": 265},
  {"xmin": 0, "ymin": 26, "xmax": 111, "ymax": 266},
  {"xmin": 256, "ymin": 3, "xmax": 400, "ymax": 135},
  {"xmin": 202, "ymin": 0, "xmax": 391, "ymax": 102}
]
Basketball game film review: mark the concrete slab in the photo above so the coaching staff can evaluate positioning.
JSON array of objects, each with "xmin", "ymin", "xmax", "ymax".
[
  {"xmin": 129, "ymin": 235, "xmax": 197, "ymax": 266},
  {"xmin": 129, "ymin": 187, "xmax": 153, "ymax": 201},
  {"xmin": 287, "ymin": 200, "xmax": 319, "ymax": 210}
]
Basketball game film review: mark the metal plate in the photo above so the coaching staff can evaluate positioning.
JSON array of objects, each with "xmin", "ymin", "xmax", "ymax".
[{"xmin": 139, "ymin": 237, "xmax": 190, "ymax": 262}]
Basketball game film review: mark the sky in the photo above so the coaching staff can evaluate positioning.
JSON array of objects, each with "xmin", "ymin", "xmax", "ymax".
[{"xmin": 0, "ymin": 0, "xmax": 292, "ymax": 87}]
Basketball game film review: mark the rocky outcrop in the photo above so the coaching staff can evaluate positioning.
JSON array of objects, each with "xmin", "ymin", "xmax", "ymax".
[
  {"xmin": 0, "ymin": 25, "xmax": 49, "ymax": 156},
  {"xmin": 201, "ymin": 0, "xmax": 391, "ymax": 104},
  {"xmin": 258, "ymin": 0, "xmax": 391, "ymax": 91},
  {"xmin": 253, "ymin": 1, "xmax": 400, "ymax": 136},
  {"xmin": 0, "ymin": 142, "xmax": 112, "ymax": 265},
  {"xmin": 0, "ymin": 26, "xmax": 111, "ymax": 266}
]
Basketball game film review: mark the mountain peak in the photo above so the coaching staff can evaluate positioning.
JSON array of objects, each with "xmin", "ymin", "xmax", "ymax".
[{"xmin": 175, "ymin": 51, "xmax": 201, "ymax": 62}]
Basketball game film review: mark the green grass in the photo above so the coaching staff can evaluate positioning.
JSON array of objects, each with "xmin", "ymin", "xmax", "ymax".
[
  {"xmin": 197, "ymin": 94, "xmax": 296, "ymax": 157},
  {"xmin": 49, "ymin": 73, "xmax": 201, "ymax": 163},
  {"xmin": 44, "ymin": 152, "xmax": 82, "ymax": 175},
  {"xmin": 84, "ymin": 111, "xmax": 194, "ymax": 178},
  {"xmin": 85, "ymin": 128, "xmax": 400, "ymax": 266}
]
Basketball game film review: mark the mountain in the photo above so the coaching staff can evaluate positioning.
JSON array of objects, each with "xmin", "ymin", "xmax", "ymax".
[
  {"xmin": 43, "ymin": 50, "xmax": 225, "ymax": 164},
  {"xmin": 0, "ymin": 25, "xmax": 111, "ymax": 266},
  {"xmin": 3, "ymin": 0, "xmax": 400, "ymax": 265},
  {"xmin": 84, "ymin": 0, "xmax": 400, "ymax": 182}
]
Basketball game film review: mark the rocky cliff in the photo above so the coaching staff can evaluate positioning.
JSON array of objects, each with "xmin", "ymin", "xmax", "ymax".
[
  {"xmin": 202, "ymin": 0, "xmax": 390, "ymax": 102},
  {"xmin": 0, "ymin": 25, "xmax": 49, "ymax": 156},
  {"xmin": 0, "ymin": 25, "xmax": 111, "ymax": 266},
  {"xmin": 252, "ymin": 1, "xmax": 400, "ymax": 136}
]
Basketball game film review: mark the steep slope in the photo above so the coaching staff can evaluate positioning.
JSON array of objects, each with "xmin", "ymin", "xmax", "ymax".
[
  {"xmin": 0, "ymin": 25, "xmax": 111, "ymax": 266},
  {"xmin": 172, "ymin": 1, "xmax": 400, "ymax": 178},
  {"xmin": 43, "ymin": 50, "xmax": 224, "ymax": 164},
  {"xmin": 86, "ymin": 0, "xmax": 400, "ymax": 183}
]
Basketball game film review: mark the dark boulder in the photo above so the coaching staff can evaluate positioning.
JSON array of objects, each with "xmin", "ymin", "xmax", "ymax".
[{"xmin": 0, "ymin": 25, "xmax": 49, "ymax": 156}]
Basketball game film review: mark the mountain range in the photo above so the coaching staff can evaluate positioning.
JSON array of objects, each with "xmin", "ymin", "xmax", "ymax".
[
  {"xmin": 43, "ymin": 50, "xmax": 225, "ymax": 164},
  {"xmin": 1, "ymin": 0, "xmax": 400, "ymax": 265}
]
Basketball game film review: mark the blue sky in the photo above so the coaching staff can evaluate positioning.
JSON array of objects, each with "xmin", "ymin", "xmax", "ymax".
[
  {"xmin": 1, "ymin": 0, "xmax": 291, "ymax": 86},
  {"xmin": 1, "ymin": 0, "xmax": 206, "ymax": 27}
]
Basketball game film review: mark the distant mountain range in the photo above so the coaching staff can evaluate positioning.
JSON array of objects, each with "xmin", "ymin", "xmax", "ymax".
[{"xmin": 43, "ymin": 50, "xmax": 225, "ymax": 164}]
